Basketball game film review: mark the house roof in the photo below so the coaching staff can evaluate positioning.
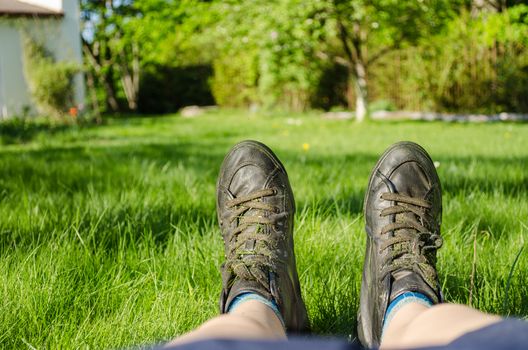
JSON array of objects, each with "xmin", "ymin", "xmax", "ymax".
[{"xmin": 0, "ymin": 0, "xmax": 63, "ymax": 17}]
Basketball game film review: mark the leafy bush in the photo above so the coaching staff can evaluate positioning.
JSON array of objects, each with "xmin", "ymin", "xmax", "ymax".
[
  {"xmin": 206, "ymin": 1, "xmax": 327, "ymax": 111},
  {"xmin": 22, "ymin": 36, "xmax": 79, "ymax": 118},
  {"xmin": 211, "ymin": 51, "xmax": 260, "ymax": 108},
  {"xmin": 370, "ymin": 6, "xmax": 528, "ymax": 113}
]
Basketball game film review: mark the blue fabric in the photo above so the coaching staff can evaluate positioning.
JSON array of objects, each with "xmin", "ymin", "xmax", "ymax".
[
  {"xmin": 442, "ymin": 318, "xmax": 528, "ymax": 349},
  {"xmin": 382, "ymin": 292, "xmax": 433, "ymax": 335},
  {"xmin": 164, "ymin": 337, "xmax": 355, "ymax": 350},
  {"xmin": 228, "ymin": 292, "xmax": 285, "ymax": 328}
]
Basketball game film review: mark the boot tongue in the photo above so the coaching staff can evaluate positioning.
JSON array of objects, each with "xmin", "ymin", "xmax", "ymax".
[
  {"xmin": 388, "ymin": 161, "xmax": 439, "ymax": 303},
  {"xmin": 229, "ymin": 164, "xmax": 268, "ymax": 240},
  {"xmin": 391, "ymin": 162, "xmax": 430, "ymax": 198},
  {"xmin": 389, "ymin": 270, "xmax": 439, "ymax": 304},
  {"xmin": 230, "ymin": 165, "xmax": 267, "ymax": 195},
  {"xmin": 222, "ymin": 164, "xmax": 274, "ymax": 312},
  {"xmin": 390, "ymin": 161, "xmax": 430, "ymax": 238}
]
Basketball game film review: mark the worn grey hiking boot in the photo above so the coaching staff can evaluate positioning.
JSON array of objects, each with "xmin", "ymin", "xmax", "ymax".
[
  {"xmin": 217, "ymin": 140, "xmax": 310, "ymax": 333},
  {"xmin": 358, "ymin": 141, "xmax": 444, "ymax": 348}
]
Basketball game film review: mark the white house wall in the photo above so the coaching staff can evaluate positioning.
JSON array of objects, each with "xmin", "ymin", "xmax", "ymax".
[
  {"xmin": 0, "ymin": 22, "xmax": 32, "ymax": 117},
  {"xmin": 0, "ymin": 0, "xmax": 85, "ymax": 118}
]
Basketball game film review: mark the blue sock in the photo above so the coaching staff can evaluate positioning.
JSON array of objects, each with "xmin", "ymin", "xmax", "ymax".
[
  {"xmin": 227, "ymin": 292, "xmax": 285, "ymax": 328},
  {"xmin": 382, "ymin": 292, "xmax": 433, "ymax": 336}
]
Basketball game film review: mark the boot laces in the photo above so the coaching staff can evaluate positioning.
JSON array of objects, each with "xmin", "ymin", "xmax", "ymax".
[
  {"xmin": 224, "ymin": 188, "xmax": 286, "ymax": 289},
  {"xmin": 379, "ymin": 192, "xmax": 442, "ymax": 282}
]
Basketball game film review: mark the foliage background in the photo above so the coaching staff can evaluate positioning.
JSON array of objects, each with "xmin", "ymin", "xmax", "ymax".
[
  {"xmin": 21, "ymin": 35, "xmax": 78, "ymax": 118},
  {"xmin": 81, "ymin": 0, "xmax": 528, "ymax": 116}
]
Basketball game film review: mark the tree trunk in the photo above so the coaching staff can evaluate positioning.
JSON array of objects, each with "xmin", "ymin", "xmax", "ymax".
[
  {"xmin": 353, "ymin": 60, "xmax": 368, "ymax": 122},
  {"xmin": 82, "ymin": 44, "xmax": 120, "ymax": 112},
  {"xmin": 338, "ymin": 19, "xmax": 369, "ymax": 122},
  {"xmin": 86, "ymin": 70, "xmax": 101, "ymax": 117},
  {"xmin": 117, "ymin": 42, "xmax": 140, "ymax": 111}
]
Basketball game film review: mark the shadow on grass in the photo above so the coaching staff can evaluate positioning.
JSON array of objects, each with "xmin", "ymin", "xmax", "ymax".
[
  {"xmin": 437, "ymin": 155, "xmax": 528, "ymax": 196},
  {"xmin": 0, "ymin": 140, "xmax": 228, "ymax": 188},
  {"xmin": 79, "ymin": 202, "xmax": 217, "ymax": 251},
  {"xmin": 0, "ymin": 118, "xmax": 74, "ymax": 145},
  {"xmin": 0, "ymin": 140, "xmax": 229, "ymax": 251},
  {"xmin": 2, "ymin": 143, "xmax": 526, "ymax": 248}
]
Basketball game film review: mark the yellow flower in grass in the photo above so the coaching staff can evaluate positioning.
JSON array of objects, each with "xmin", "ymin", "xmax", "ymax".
[{"xmin": 302, "ymin": 143, "xmax": 310, "ymax": 151}]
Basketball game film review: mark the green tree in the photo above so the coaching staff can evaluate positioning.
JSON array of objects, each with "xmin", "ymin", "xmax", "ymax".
[
  {"xmin": 320, "ymin": 0, "xmax": 462, "ymax": 121},
  {"xmin": 205, "ymin": 0, "xmax": 329, "ymax": 110},
  {"xmin": 205, "ymin": 0, "xmax": 460, "ymax": 118},
  {"xmin": 81, "ymin": 0, "xmax": 132, "ymax": 112},
  {"xmin": 81, "ymin": 0, "xmax": 196, "ymax": 113}
]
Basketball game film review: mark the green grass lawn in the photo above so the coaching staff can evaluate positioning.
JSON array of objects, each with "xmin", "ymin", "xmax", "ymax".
[{"xmin": 1, "ymin": 110, "xmax": 527, "ymax": 348}]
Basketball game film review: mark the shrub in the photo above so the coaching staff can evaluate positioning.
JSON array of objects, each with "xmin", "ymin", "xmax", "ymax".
[
  {"xmin": 369, "ymin": 6, "xmax": 528, "ymax": 113},
  {"xmin": 211, "ymin": 51, "xmax": 260, "ymax": 108},
  {"xmin": 22, "ymin": 36, "xmax": 79, "ymax": 118}
]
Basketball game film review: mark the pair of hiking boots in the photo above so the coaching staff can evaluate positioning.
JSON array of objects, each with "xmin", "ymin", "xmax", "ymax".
[{"xmin": 216, "ymin": 140, "xmax": 443, "ymax": 348}]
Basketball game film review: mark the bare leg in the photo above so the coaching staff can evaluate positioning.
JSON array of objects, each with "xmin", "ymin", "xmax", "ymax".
[
  {"xmin": 165, "ymin": 300, "xmax": 286, "ymax": 347},
  {"xmin": 381, "ymin": 302, "xmax": 501, "ymax": 349}
]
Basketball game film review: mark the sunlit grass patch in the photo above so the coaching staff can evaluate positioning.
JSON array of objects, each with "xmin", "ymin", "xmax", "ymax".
[{"xmin": 0, "ymin": 111, "xmax": 527, "ymax": 348}]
